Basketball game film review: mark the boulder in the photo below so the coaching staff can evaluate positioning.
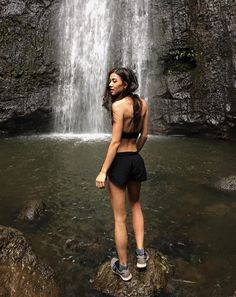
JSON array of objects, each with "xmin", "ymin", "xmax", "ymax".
[
  {"xmin": 18, "ymin": 199, "xmax": 47, "ymax": 225},
  {"xmin": 92, "ymin": 249, "xmax": 174, "ymax": 297},
  {"xmin": 0, "ymin": 225, "xmax": 61, "ymax": 297},
  {"xmin": 215, "ymin": 175, "xmax": 236, "ymax": 192}
]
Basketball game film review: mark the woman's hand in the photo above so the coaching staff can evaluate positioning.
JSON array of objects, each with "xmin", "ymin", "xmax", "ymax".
[{"xmin": 96, "ymin": 171, "xmax": 107, "ymax": 189}]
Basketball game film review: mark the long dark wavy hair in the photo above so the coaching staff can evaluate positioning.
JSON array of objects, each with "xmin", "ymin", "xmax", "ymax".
[{"xmin": 102, "ymin": 67, "xmax": 142, "ymax": 129}]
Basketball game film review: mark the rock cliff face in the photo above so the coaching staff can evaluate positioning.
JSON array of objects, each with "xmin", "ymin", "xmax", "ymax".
[
  {"xmin": 0, "ymin": 0, "xmax": 60, "ymax": 136},
  {"xmin": 0, "ymin": 0, "xmax": 235, "ymax": 138},
  {"xmin": 149, "ymin": 0, "xmax": 236, "ymax": 138}
]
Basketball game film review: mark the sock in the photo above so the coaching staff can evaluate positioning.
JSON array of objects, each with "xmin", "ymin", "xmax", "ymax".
[
  {"xmin": 119, "ymin": 263, "xmax": 128, "ymax": 271},
  {"xmin": 136, "ymin": 248, "xmax": 145, "ymax": 256}
]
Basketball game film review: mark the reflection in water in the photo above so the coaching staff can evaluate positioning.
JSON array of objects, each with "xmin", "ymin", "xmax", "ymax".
[{"xmin": 0, "ymin": 136, "xmax": 235, "ymax": 297}]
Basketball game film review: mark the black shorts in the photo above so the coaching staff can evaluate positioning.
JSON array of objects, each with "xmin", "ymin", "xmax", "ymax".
[{"xmin": 107, "ymin": 152, "xmax": 147, "ymax": 187}]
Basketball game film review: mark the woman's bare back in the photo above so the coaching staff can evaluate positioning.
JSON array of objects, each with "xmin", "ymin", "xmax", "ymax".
[{"xmin": 115, "ymin": 96, "xmax": 148, "ymax": 152}]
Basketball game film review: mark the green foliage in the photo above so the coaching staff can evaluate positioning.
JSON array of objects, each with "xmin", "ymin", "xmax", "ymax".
[
  {"xmin": 174, "ymin": 48, "xmax": 195, "ymax": 61},
  {"xmin": 161, "ymin": 48, "xmax": 196, "ymax": 74}
]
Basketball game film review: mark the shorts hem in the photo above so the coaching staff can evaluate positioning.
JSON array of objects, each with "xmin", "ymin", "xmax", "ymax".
[
  {"xmin": 107, "ymin": 176, "xmax": 126, "ymax": 188},
  {"xmin": 108, "ymin": 176, "xmax": 147, "ymax": 187}
]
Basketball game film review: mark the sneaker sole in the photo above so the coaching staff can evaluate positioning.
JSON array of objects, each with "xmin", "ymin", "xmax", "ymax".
[
  {"xmin": 112, "ymin": 270, "xmax": 132, "ymax": 281},
  {"xmin": 137, "ymin": 262, "xmax": 147, "ymax": 268}
]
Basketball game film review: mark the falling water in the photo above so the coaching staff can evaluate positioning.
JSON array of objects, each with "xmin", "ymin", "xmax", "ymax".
[
  {"xmin": 120, "ymin": 1, "xmax": 150, "ymax": 97},
  {"xmin": 54, "ymin": 0, "xmax": 150, "ymax": 134}
]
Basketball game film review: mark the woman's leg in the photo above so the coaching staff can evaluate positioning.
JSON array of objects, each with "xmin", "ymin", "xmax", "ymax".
[
  {"xmin": 127, "ymin": 181, "xmax": 144, "ymax": 249},
  {"xmin": 108, "ymin": 179, "xmax": 128, "ymax": 266}
]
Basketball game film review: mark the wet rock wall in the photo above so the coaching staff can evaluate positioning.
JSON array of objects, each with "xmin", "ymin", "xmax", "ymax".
[
  {"xmin": 150, "ymin": 0, "xmax": 236, "ymax": 138},
  {"xmin": 0, "ymin": 0, "xmax": 60, "ymax": 136}
]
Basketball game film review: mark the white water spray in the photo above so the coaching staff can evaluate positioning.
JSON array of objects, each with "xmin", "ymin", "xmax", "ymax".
[
  {"xmin": 120, "ymin": 1, "xmax": 150, "ymax": 97},
  {"xmin": 54, "ymin": 0, "xmax": 150, "ymax": 134}
]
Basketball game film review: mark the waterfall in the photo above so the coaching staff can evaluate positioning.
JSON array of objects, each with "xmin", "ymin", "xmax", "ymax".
[
  {"xmin": 120, "ymin": 1, "xmax": 150, "ymax": 97},
  {"xmin": 54, "ymin": 0, "xmax": 150, "ymax": 134}
]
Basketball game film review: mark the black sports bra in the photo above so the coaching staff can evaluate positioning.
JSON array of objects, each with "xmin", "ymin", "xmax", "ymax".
[{"xmin": 122, "ymin": 131, "xmax": 140, "ymax": 139}]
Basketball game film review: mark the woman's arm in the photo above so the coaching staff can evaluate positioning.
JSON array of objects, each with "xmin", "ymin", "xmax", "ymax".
[
  {"xmin": 96, "ymin": 102, "xmax": 123, "ymax": 189},
  {"xmin": 136, "ymin": 100, "xmax": 148, "ymax": 152}
]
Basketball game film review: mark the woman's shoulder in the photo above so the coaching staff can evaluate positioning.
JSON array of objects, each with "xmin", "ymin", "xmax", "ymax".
[
  {"xmin": 111, "ymin": 100, "xmax": 126, "ymax": 116},
  {"xmin": 112, "ymin": 97, "xmax": 130, "ymax": 109},
  {"xmin": 112, "ymin": 99, "xmax": 124, "ymax": 109},
  {"xmin": 140, "ymin": 98, "xmax": 148, "ymax": 110},
  {"xmin": 112, "ymin": 96, "xmax": 147, "ymax": 110}
]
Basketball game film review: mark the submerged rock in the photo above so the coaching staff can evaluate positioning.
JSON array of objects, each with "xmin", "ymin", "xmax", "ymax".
[
  {"xmin": 0, "ymin": 225, "xmax": 61, "ymax": 297},
  {"xmin": 215, "ymin": 176, "xmax": 236, "ymax": 192},
  {"xmin": 18, "ymin": 199, "xmax": 47, "ymax": 225},
  {"xmin": 64, "ymin": 237, "xmax": 106, "ymax": 267},
  {"xmin": 92, "ymin": 249, "xmax": 174, "ymax": 297},
  {"xmin": 205, "ymin": 203, "xmax": 231, "ymax": 216}
]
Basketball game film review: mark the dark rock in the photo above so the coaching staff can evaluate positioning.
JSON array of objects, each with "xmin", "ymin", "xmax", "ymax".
[
  {"xmin": 166, "ymin": 71, "xmax": 192, "ymax": 100},
  {"xmin": 1, "ymin": 0, "xmax": 26, "ymax": 17},
  {"xmin": 92, "ymin": 249, "xmax": 174, "ymax": 297},
  {"xmin": 64, "ymin": 237, "xmax": 106, "ymax": 267},
  {"xmin": 0, "ymin": 0, "xmax": 60, "ymax": 136},
  {"xmin": 0, "ymin": 225, "xmax": 61, "ymax": 297},
  {"xmin": 204, "ymin": 203, "xmax": 231, "ymax": 216},
  {"xmin": 64, "ymin": 237, "xmax": 100, "ymax": 251},
  {"xmin": 148, "ymin": 0, "xmax": 236, "ymax": 139},
  {"xmin": 215, "ymin": 175, "xmax": 236, "ymax": 192},
  {"xmin": 18, "ymin": 199, "xmax": 47, "ymax": 224}
]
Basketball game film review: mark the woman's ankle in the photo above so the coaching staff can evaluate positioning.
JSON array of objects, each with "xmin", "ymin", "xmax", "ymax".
[
  {"xmin": 136, "ymin": 248, "xmax": 145, "ymax": 255},
  {"xmin": 119, "ymin": 262, "xmax": 128, "ymax": 271}
]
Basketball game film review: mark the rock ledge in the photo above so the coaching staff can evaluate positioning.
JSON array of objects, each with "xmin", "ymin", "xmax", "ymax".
[{"xmin": 93, "ymin": 249, "xmax": 174, "ymax": 297}]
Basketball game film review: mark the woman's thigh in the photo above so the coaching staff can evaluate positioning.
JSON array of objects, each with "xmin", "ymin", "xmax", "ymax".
[
  {"xmin": 108, "ymin": 179, "xmax": 126, "ymax": 219},
  {"xmin": 127, "ymin": 181, "xmax": 141, "ymax": 204}
]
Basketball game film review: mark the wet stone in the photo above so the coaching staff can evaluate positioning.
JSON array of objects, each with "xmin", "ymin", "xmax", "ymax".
[
  {"xmin": 1, "ymin": 0, "xmax": 26, "ymax": 17},
  {"xmin": 64, "ymin": 237, "xmax": 106, "ymax": 267},
  {"xmin": 215, "ymin": 175, "xmax": 236, "ymax": 192},
  {"xmin": 204, "ymin": 203, "xmax": 231, "ymax": 217},
  {"xmin": 92, "ymin": 249, "xmax": 174, "ymax": 297},
  {"xmin": 18, "ymin": 199, "xmax": 47, "ymax": 225},
  {"xmin": 0, "ymin": 225, "xmax": 60, "ymax": 297}
]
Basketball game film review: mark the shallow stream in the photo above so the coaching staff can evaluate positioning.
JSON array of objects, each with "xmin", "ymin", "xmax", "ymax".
[{"xmin": 0, "ymin": 135, "xmax": 235, "ymax": 297}]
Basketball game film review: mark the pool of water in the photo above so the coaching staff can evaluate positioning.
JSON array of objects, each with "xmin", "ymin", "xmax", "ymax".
[{"xmin": 0, "ymin": 134, "xmax": 235, "ymax": 297}]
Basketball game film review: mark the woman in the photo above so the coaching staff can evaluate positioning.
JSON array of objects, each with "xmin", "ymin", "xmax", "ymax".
[{"xmin": 96, "ymin": 67, "xmax": 149, "ymax": 281}]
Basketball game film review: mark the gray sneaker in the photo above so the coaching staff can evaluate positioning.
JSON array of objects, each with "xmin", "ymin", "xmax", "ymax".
[
  {"xmin": 136, "ymin": 249, "xmax": 149, "ymax": 268},
  {"xmin": 111, "ymin": 258, "xmax": 132, "ymax": 281}
]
